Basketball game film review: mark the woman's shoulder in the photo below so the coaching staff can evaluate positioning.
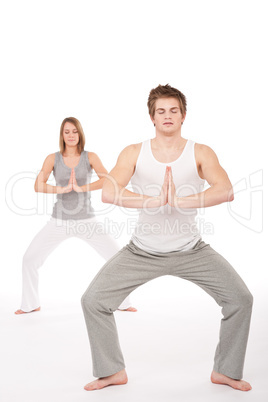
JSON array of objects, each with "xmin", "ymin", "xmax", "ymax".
[
  {"xmin": 44, "ymin": 152, "xmax": 57, "ymax": 163},
  {"xmin": 40, "ymin": 152, "xmax": 57, "ymax": 171},
  {"xmin": 86, "ymin": 150, "xmax": 98, "ymax": 163},
  {"xmin": 86, "ymin": 150, "xmax": 97, "ymax": 157},
  {"xmin": 48, "ymin": 152, "xmax": 59, "ymax": 163}
]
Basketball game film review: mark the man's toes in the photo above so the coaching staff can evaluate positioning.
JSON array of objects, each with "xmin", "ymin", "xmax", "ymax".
[
  {"xmin": 84, "ymin": 382, "xmax": 97, "ymax": 391},
  {"xmin": 118, "ymin": 307, "xmax": 137, "ymax": 312}
]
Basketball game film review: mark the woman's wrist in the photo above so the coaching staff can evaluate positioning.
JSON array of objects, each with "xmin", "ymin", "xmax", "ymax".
[
  {"xmin": 81, "ymin": 183, "xmax": 91, "ymax": 192},
  {"xmin": 56, "ymin": 186, "xmax": 65, "ymax": 194}
]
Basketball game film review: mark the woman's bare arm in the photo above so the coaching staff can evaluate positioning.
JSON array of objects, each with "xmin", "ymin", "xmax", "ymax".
[{"xmin": 34, "ymin": 154, "xmax": 72, "ymax": 194}]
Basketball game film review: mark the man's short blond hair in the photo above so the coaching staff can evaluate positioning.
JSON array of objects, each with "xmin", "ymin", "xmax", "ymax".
[{"xmin": 147, "ymin": 84, "xmax": 187, "ymax": 118}]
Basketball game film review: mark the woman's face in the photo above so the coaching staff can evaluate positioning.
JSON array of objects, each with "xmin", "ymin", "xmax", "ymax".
[{"xmin": 63, "ymin": 122, "xmax": 80, "ymax": 148}]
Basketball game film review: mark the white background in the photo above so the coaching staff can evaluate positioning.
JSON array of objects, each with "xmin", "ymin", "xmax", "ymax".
[{"xmin": 1, "ymin": 1, "xmax": 267, "ymax": 401}]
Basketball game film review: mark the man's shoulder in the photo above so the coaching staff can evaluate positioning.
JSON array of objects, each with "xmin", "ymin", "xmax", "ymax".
[
  {"xmin": 124, "ymin": 142, "xmax": 143, "ymax": 151},
  {"xmin": 194, "ymin": 142, "xmax": 210, "ymax": 151},
  {"xmin": 117, "ymin": 142, "xmax": 143, "ymax": 167},
  {"xmin": 194, "ymin": 142, "xmax": 218, "ymax": 163},
  {"xmin": 194, "ymin": 142, "xmax": 215, "ymax": 155},
  {"xmin": 121, "ymin": 142, "xmax": 143, "ymax": 157}
]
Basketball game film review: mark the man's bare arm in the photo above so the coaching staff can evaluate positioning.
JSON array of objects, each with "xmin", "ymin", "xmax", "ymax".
[
  {"xmin": 102, "ymin": 144, "xmax": 168, "ymax": 208},
  {"xmin": 174, "ymin": 144, "xmax": 234, "ymax": 208}
]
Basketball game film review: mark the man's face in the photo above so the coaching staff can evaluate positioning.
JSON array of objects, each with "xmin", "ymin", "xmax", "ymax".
[{"xmin": 151, "ymin": 97, "xmax": 185, "ymax": 134}]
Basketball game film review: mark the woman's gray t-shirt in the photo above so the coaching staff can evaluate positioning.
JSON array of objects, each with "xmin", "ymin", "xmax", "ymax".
[{"xmin": 52, "ymin": 151, "xmax": 95, "ymax": 220}]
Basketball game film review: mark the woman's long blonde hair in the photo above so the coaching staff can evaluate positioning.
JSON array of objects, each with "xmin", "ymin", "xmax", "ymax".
[{"xmin": 59, "ymin": 117, "xmax": 85, "ymax": 154}]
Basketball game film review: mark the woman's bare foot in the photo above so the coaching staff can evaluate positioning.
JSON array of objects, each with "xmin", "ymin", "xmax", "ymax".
[
  {"xmin": 84, "ymin": 369, "xmax": 128, "ymax": 391},
  {"xmin": 14, "ymin": 307, "xmax": 41, "ymax": 315},
  {"xmin": 117, "ymin": 306, "xmax": 137, "ymax": 312},
  {"xmin": 211, "ymin": 370, "xmax": 252, "ymax": 391}
]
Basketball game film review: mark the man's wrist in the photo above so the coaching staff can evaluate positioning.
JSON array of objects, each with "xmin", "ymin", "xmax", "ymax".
[
  {"xmin": 144, "ymin": 195, "xmax": 165, "ymax": 208},
  {"xmin": 174, "ymin": 196, "xmax": 181, "ymax": 208}
]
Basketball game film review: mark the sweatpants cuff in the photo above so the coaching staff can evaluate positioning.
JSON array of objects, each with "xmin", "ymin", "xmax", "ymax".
[{"xmin": 93, "ymin": 365, "xmax": 126, "ymax": 378}]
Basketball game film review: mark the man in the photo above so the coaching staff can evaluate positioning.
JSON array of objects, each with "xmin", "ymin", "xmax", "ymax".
[{"xmin": 81, "ymin": 84, "xmax": 253, "ymax": 392}]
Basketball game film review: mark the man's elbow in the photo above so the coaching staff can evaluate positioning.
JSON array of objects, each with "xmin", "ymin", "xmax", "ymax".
[
  {"xmin": 101, "ymin": 190, "xmax": 110, "ymax": 203},
  {"xmin": 102, "ymin": 188, "xmax": 116, "ymax": 204},
  {"xmin": 102, "ymin": 178, "xmax": 121, "ymax": 204},
  {"xmin": 224, "ymin": 187, "xmax": 234, "ymax": 203}
]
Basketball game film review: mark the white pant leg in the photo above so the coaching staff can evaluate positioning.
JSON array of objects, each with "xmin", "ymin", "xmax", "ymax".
[
  {"xmin": 21, "ymin": 218, "xmax": 71, "ymax": 312},
  {"xmin": 73, "ymin": 217, "xmax": 132, "ymax": 310}
]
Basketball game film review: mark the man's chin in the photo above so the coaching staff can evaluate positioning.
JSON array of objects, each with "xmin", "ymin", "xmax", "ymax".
[{"xmin": 162, "ymin": 130, "xmax": 176, "ymax": 136}]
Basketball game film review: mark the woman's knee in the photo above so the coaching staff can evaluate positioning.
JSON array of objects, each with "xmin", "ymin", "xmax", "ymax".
[{"xmin": 22, "ymin": 251, "xmax": 37, "ymax": 270}]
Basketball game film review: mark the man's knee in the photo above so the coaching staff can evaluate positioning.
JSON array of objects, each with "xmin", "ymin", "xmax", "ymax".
[
  {"xmin": 238, "ymin": 288, "xmax": 253, "ymax": 311},
  {"xmin": 81, "ymin": 288, "xmax": 95, "ymax": 310},
  {"xmin": 81, "ymin": 287, "xmax": 104, "ymax": 314},
  {"xmin": 244, "ymin": 290, "xmax": 253, "ymax": 308}
]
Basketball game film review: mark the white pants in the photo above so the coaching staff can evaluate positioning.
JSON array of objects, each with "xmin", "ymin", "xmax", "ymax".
[{"xmin": 20, "ymin": 216, "xmax": 132, "ymax": 312}]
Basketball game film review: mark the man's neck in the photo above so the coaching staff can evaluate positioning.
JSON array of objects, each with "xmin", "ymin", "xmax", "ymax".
[{"xmin": 152, "ymin": 131, "xmax": 185, "ymax": 150}]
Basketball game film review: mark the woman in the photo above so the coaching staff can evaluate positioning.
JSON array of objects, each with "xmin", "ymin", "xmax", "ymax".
[{"xmin": 15, "ymin": 117, "xmax": 136, "ymax": 314}]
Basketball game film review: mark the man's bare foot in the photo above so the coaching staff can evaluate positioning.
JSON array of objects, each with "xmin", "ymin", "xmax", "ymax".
[
  {"xmin": 14, "ymin": 307, "xmax": 41, "ymax": 315},
  {"xmin": 117, "ymin": 306, "xmax": 137, "ymax": 312},
  {"xmin": 211, "ymin": 370, "xmax": 252, "ymax": 391},
  {"xmin": 84, "ymin": 369, "xmax": 128, "ymax": 391}
]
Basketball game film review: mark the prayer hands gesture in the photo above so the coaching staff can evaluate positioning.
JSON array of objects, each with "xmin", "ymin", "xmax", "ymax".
[
  {"xmin": 60, "ymin": 169, "xmax": 83, "ymax": 194},
  {"xmin": 160, "ymin": 166, "xmax": 177, "ymax": 207}
]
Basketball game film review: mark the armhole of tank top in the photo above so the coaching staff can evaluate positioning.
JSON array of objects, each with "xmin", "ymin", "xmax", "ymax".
[
  {"xmin": 52, "ymin": 152, "xmax": 58, "ymax": 173},
  {"xmin": 192, "ymin": 142, "xmax": 206, "ymax": 183},
  {"xmin": 85, "ymin": 151, "xmax": 92, "ymax": 172},
  {"xmin": 131, "ymin": 141, "xmax": 144, "ymax": 180}
]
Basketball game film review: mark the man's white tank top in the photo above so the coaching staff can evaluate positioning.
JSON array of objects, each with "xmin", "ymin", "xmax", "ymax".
[{"xmin": 130, "ymin": 138, "xmax": 206, "ymax": 253}]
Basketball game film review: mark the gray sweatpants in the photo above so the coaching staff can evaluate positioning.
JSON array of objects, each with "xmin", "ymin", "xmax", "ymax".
[{"xmin": 81, "ymin": 239, "xmax": 253, "ymax": 380}]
